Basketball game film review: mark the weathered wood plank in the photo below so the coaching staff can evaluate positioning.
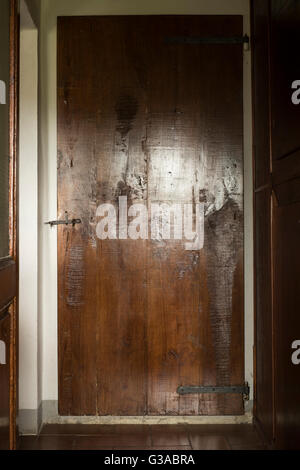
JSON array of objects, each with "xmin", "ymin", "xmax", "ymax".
[{"xmin": 57, "ymin": 16, "xmax": 244, "ymax": 416}]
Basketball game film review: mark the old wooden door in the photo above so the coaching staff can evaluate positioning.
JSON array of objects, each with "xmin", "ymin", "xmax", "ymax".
[{"xmin": 57, "ymin": 16, "xmax": 244, "ymax": 416}]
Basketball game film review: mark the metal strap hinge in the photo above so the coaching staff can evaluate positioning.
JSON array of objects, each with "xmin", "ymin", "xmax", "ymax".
[
  {"xmin": 177, "ymin": 383, "xmax": 250, "ymax": 401},
  {"xmin": 165, "ymin": 34, "xmax": 250, "ymax": 47}
]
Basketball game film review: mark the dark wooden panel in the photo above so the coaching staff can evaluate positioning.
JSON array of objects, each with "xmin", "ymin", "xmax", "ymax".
[
  {"xmin": 252, "ymin": 0, "xmax": 271, "ymax": 189},
  {"xmin": 251, "ymin": 0, "xmax": 274, "ymax": 446},
  {"xmin": 0, "ymin": 0, "xmax": 11, "ymax": 259},
  {"xmin": 252, "ymin": 0, "xmax": 300, "ymax": 450},
  {"xmin": 0, "ymin": 312, "xmax": 10, "ymax": 450},
  {"xmin": 254, "ymin": 188, "xmax": 273, "ymax": 443},
  {"xmin": 57, "ymin": 16, "xmax": 244, "ymax": 416},
  {"xmin": 270, "ymin": 0, "xmax": 300, "ymax": 450},
  {"xmin": 272, "ymin": 149, "xmax": 300, "ymax": 186},
  {"xmin": 0, "ymin": 259, "xmax": 16, "ymax": 312},
  {"xmin": 274, "ymin": 177, "xmax": 300, "ymax": 206},
  {"xmin": 270, "ymin": 0, "xmax": 300, "ymax": 162},
  {"xmin": 273, "ymin": 199, "xmax": 300, "ymax": 449}
]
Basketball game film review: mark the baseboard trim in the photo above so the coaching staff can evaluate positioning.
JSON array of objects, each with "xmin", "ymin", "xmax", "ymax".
[
  {"xmin": 19, "ymin": 400, "xmax": 253, "ymax": 434},
  {"xmin": 47, "ymin": 414, "xmax": 253, "ymax": 425},
  {"xmin": 18, "ymin": 408, "xmax": 39, "ymax": 435}
]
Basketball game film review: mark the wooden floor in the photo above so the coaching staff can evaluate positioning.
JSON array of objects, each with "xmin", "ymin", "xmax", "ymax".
[{"xmin": 19, "ymin": 424, "xmax": 265, "ymax": 450}]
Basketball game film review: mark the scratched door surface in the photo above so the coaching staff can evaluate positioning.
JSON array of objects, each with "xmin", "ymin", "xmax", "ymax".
[{"xmin": 57, "ymin": 16, "xmax": 244, "ymax": 416}]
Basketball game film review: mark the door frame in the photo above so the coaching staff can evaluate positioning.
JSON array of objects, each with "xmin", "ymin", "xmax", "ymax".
[
  {"xmin": 35, "ymin": 2, "xmax": 253, "ymax": 425},
  {"xmin": 0, "ymin": 0, "xmax": 19, "ymax": 450}
]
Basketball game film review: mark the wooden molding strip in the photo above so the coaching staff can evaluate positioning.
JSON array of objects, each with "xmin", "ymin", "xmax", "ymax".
[{"xmin": 0, "ymin": 259, "xmax": 16, "ymax": 312}]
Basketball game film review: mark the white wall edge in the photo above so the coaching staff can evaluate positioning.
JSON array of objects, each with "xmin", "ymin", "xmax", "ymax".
[{"xmin": 19, "ymin": 0, "xmax": 40, "ymax": 412}]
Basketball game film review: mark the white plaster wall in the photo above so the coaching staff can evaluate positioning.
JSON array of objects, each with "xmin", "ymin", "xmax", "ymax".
[
  {"xmin": 19, "ymin": 1, "xmax": 39, "ymax": 411},
  {"xmin": 39, "ymin": 0, "xmax": 253, "ymax": 407}
]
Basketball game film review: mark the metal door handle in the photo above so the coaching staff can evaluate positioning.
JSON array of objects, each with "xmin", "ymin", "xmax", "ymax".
[{"xmin": 45, "ymin": 211, "xmax": 81, "ymax": 227}]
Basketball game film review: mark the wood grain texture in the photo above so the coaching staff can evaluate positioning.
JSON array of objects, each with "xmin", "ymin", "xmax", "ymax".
[{"xmin": 57, "ymin": 16, "xmax": 244, "ymax": 416}]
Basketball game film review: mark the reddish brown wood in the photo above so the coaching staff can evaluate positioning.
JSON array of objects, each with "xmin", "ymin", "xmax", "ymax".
[
  {"xmin": 0, "ymin": 260, "xmax": 16, "ymax": 312},
  {"xmin": 57, "ymin": 16, "xmax": 244, "ymax": 416}
]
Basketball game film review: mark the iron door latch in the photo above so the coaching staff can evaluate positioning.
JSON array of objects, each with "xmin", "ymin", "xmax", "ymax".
[{"xmin": 45, "ymin": 211, "xmax": 81, "ymax": 227}]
